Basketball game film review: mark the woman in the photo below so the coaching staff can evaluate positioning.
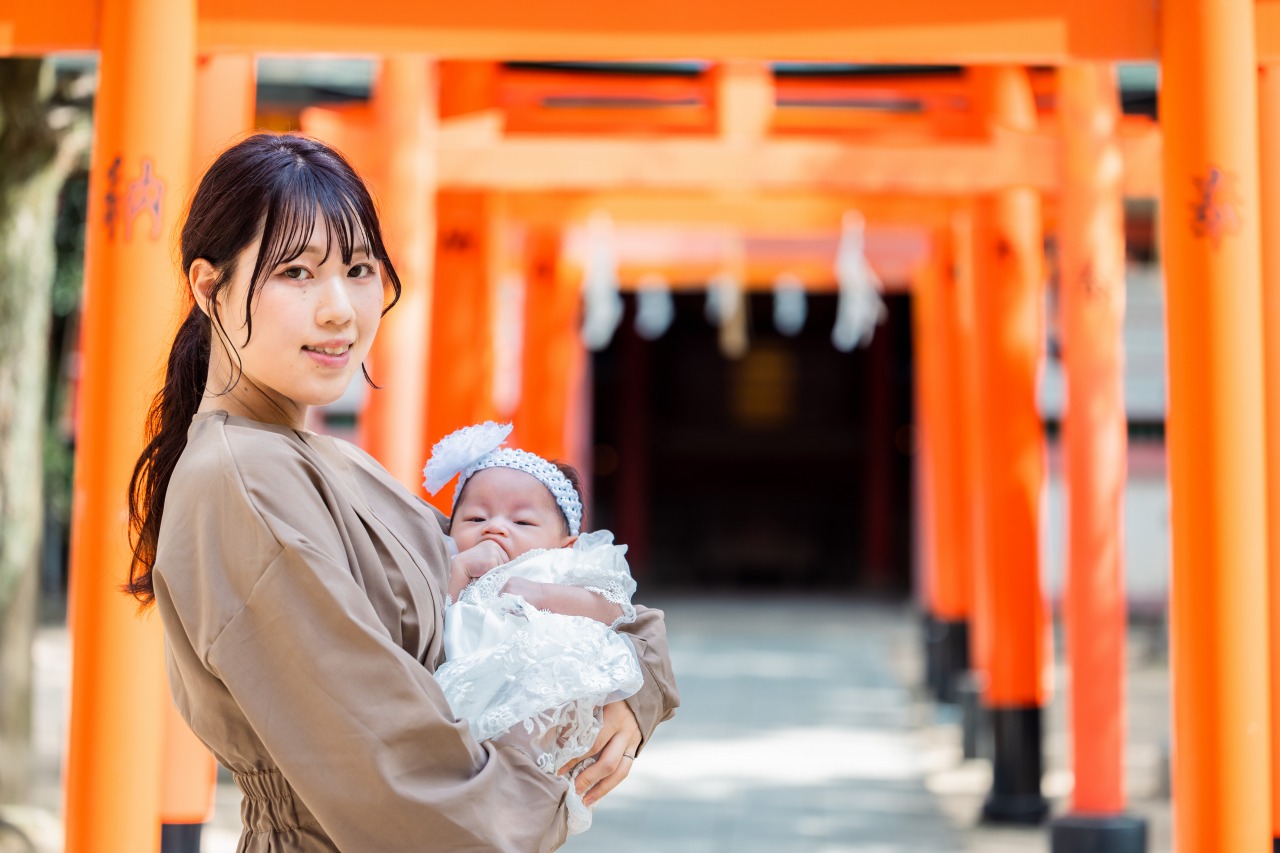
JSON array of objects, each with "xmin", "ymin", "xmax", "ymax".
[{"xmin": 127, "ymin": 133, "xmax": 679, "ymax": 852}]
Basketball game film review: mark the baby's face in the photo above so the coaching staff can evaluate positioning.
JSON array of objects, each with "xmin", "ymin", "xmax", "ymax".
[{"xmin": 451, "ymin": 467, "xmax": 575, "ymax": 561}]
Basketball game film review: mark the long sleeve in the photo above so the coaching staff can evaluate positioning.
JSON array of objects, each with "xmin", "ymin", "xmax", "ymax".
[
  {"xmin": 155, "ymin": 415, "xmax": 571, "ymax": 852},
  {"xmin": 618, "ymin": 605, "xmax": 680, "ymax": 752},
  {"xmin": 205, "ymin": 541, "xmax": 568, "ymax": 851}
]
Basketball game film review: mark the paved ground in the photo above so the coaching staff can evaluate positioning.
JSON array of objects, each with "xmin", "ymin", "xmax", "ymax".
[{"xmin": 12, "ymin": 595, "xmax": 1173, "ymax": 852}]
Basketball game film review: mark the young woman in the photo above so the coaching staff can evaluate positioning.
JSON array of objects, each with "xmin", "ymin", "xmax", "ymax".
[{"xmin": 127, "ymin": 133, "xmax": 679, "ymax": 852}]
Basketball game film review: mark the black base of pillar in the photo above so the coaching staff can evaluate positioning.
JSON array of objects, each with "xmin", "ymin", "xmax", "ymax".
[
  {"xmin": 923, "ymin": 614, "xmax": 944, "ymax": 699},
  {"xmin": 935, "ymin": 619, "xmax": 969, "ymax": 704},
  {"xmin": 1050, "ymin": 814, "xmax": 1147, "ymax": 853},
  {"xmin": 982, "ymin": 705, "xmax": 1049, "ymax": 825},
  {"xmin": 922, "ymin": 615, "xmax": 971, "ymax": 704},
  {"xmin": 958, "ymin": 673, "xmax": 989, "ymax": 760},
  {"xmin": 161, "ymin": 823, "xmax": 203, "ymax": 853},
  {"xmin": 1274, "ymin": 838, "xmax": 1280, "ymax": 853}
]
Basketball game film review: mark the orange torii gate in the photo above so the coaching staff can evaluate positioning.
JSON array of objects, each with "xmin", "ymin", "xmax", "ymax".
[{"xmin": 3, "ymin": 1, "xmax": 1275, "ymax": 852}]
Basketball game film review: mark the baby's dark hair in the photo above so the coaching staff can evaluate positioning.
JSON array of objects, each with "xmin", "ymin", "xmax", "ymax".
[{"xmin": 553, "ymin": 461, "xmax": 585, "ymax": 534}]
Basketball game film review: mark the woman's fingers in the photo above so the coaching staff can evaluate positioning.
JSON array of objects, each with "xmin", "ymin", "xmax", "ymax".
[{"xmin": 562, "ymin": 700, "xmax": 642, "ymax": 806}]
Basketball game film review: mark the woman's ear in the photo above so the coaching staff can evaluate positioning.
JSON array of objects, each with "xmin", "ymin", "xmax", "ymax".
[{"xmin": 188, "ymin": 259, "xmax": 218, "ymax": 316}]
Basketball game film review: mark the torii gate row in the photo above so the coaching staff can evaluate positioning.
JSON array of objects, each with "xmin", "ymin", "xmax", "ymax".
[
  {"xmin": 12, "ymin": 2, "xmax": 1278, "ymax": 853},
  {"xmin": 303, "ymin": 58, "xmax": 1148, "ymax": 851},
  {"xmin": 287, "ymin": 64, "xmax": 1163, "ymax": 197}
]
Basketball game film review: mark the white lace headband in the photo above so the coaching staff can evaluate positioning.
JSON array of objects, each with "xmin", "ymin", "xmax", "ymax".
[{"xmin": 422, "ymin": 421, "xmax": 583, "ymax": 536}]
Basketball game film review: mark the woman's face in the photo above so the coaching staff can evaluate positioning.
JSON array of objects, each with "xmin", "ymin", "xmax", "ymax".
[{"xmin": 204, "ymin": 215, "xmax": 384, "ymax": 426}]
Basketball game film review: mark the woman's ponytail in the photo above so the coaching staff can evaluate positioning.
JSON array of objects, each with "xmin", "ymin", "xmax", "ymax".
[{"xmin": 125, "ymin": 305, "xmax": 209, "ymax": 603}]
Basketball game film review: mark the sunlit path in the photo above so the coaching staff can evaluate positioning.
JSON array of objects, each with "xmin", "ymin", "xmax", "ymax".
[{"xmin": 562, "ymin": 598, "xmax": 962, "ymax": 853}]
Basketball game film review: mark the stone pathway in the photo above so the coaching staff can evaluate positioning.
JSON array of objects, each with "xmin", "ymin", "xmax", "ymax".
[{"xmin": 17, "ymin": 595, "xmax": 1174, "ymax": 852}]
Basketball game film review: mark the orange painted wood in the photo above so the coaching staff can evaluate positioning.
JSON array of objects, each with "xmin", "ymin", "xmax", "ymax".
[
  {"xmin": 500, "ymin": 67, "xmax": 714, "ymax": 135},
  {"xmin": 10, "ymin": 0, "xmax": 1280, "ymax": 61},
  {"xmin": 513, "ymin": 227, "xmax": 587, "ymax": 474},
  {"xmin": 429, "ymin": 130, "xmax": 1162, "ymax": 197},
  {"xmin": 356, "ymin": 56, "xmax": 437, "ymax": 492},
  {"xmin": 423, "ymin": 191, "xmax": 498, "ymax": 515},
  {"xmin": 909, "ymin": 249, "xmax": 946, "ymax": 616},
  {"xmin": 1260, "ymin": 60, "xmax": 1280, "ymax": 842},
  {"xmin": 1056, "ymin": 62, "xmax": 1128, "ymax": 816},
  {"xmin": 159, "ymin": 699, "xmax": 217, "ymax": 824},
  {"xmin": 969, "ymin": 66, "xmax": 1050, "ymax": 708},
  {"xmin": 190, "ymin": 0, "xmax": 1156, "ymax": 61},
  {"xmin": 63, "ymin": 1, "xmax": 196, "ymax": 851},
  {"xmin": 298, "ymin": 103, "xmax": 374, "ymax": 167},
  {"xmin": 713, "ymin": 61, "xmax": 774, "ymax": 144},
  {"xmin": 1161, "ymin": 0, "xmax": 1272, "ymax": 848},
  {"xmin": 434, "ymin": 133, "xmax": 1061, "ymax": 194},
  {"xmin": 913, "ymin": 235, "xmax": 973, "ymax": 622},
  {"xmin": 440, "ymin": 60, "xmax": 499, "ymax": 120},
  {"xmin": 191, "ymin": 54, "xmax": 255, "ymax": 175},
  {"xmin": 950, "ymin": 209, "xmax": 987, "ymax": 675},
  {"xmin": 503, "ymin": 192, "xmax": 958, "ymax": 231}
]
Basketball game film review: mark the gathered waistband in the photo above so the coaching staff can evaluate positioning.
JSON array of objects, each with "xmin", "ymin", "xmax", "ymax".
[{"xmin": 233, "ymin": 768, "xmax": 319, "ymax": 834}]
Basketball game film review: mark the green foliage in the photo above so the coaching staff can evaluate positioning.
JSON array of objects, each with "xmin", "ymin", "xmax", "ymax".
[{"xmin": 51, "ymin": 170, "xmax": 86, "ymax": 318}]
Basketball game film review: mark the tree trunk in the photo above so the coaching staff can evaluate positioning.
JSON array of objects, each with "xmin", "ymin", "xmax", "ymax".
[{"xmin": 0, "ymin": 57, "xmax": 84, "ymax": 809}]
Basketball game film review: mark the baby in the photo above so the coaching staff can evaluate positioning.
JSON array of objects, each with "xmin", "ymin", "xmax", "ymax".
[{"xmin": 424, "ymin": 422, "xmax": 643, "ymax": 834}]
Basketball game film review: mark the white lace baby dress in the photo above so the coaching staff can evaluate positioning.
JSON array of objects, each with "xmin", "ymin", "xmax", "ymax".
[{"xmin": 435, "ymin": 529, "xmax": 644, "ymax": 834}]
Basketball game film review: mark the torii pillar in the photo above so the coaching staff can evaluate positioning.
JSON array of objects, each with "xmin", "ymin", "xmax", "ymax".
[
  {"xmin": 64, "ymin": 1, "xmax": 195, "ymax": 851},
  {"xmin": 1049, "ymin": 62, "xmax": 1147, "ymax": 853},
  {"xmin": 516, "ymin": 226, "xmax": 589, "ymax": 474},
  {"xmin": 358, "ymin": 56, "xmax": 437, "ymax": 492},
  {"xmin": 913, "ymin": 232, "xmax": 973, "ymax": 705},
  {"xmin": 969, "ymin": 65, "xmax": 1051, "ymax": 825},
  {"xmin": 423, "ymin": 61, "xmax": 501, "ymax": 514},
  {"xmin": 1260, "ymin": 59, "xmax": 1280, "ymax": 853},
  {"xmin": 1161, "ymin": 0, "xmax": 1272, "ymax": 849},
  {"xmin": 948, "ymin": 208, "xmax": 990, "ymax": 760}
]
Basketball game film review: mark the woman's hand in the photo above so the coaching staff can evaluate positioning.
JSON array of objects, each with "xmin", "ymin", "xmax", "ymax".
[{"xmin": 558, "ymin": 700, "xmax": 642, "ymax": 806}]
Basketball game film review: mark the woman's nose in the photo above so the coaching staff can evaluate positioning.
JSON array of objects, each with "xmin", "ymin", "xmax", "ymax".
[{"xmin": 316, "ymin": 274, "xmax": 356, "ymax": 326}]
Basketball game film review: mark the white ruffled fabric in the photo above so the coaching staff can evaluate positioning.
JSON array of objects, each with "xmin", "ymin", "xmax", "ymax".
[
  {"xmin": 436, "ymin": 530, "xmax": 642, "ymax": 835},
  {"xmin": 422, "ymin": 421, "xmax": 512, "ymax": 495}
]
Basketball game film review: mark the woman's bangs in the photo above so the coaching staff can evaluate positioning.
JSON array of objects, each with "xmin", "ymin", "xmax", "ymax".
[
  {"xmin": 319, "ymin": 187, "xmax": 377, "ymax": 267},
  {"xmin": 248, "ymin": 178, "xmax": 320, "ymax": 289}
]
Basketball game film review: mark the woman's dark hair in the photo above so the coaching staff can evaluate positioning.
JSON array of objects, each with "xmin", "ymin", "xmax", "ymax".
[{"xmin": 126, "ymin": 133, "xmax": 401, "ymax": 604}]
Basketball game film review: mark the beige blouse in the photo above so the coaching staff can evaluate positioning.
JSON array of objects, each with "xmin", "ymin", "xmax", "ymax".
[{"xmin": 153, "ymin": 412, "xmax": 679, "ymax": 852}]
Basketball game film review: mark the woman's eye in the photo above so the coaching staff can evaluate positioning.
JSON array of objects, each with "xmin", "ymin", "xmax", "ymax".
[
  {"xmin": 280, "ymin": 266, "xmax": 311, "ymax": 281},
  {"xmin": 349, "ymin": 262, "xmax": 375, "ymax": 277}
]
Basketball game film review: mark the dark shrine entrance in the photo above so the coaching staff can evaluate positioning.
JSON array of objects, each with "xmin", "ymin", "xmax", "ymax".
[{"xmin": 591, "ymin": 290, "xmax": 915, "ymax": 595}]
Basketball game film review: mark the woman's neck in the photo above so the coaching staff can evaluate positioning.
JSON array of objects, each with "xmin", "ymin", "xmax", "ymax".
[{"xmin": 198, "ymin": 351, "xmax": 307, "ymax": 430}]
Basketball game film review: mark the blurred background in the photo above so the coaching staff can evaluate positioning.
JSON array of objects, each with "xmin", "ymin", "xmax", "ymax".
[{"xmin": 0, "ymin": 23, "xmax": 1199, "ymax": 853}]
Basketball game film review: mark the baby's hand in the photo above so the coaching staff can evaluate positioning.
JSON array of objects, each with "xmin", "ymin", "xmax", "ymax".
[{"xmin": 448, "ymin": 540, "xmax": 509, "ymax": 601}]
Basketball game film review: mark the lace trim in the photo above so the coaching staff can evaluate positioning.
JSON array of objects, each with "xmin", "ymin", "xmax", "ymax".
[{"xmin": 583, "ymin": 583, "xmax": 637, "ymax": 630}]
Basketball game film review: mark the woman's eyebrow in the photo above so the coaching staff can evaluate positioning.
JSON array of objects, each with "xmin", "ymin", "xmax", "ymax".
[{"xmin": 293, "ymin": 242, "xmax": 372, "ymax": 258}]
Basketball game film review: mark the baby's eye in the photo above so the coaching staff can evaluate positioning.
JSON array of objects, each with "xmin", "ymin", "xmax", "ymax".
[
  {"xmin": 464, "ymin": 515, "xmax": 485, "ymax": 523},
  {"xmin": 515, "ymin": 519, "xmax": 537, "ymax": 526}
]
